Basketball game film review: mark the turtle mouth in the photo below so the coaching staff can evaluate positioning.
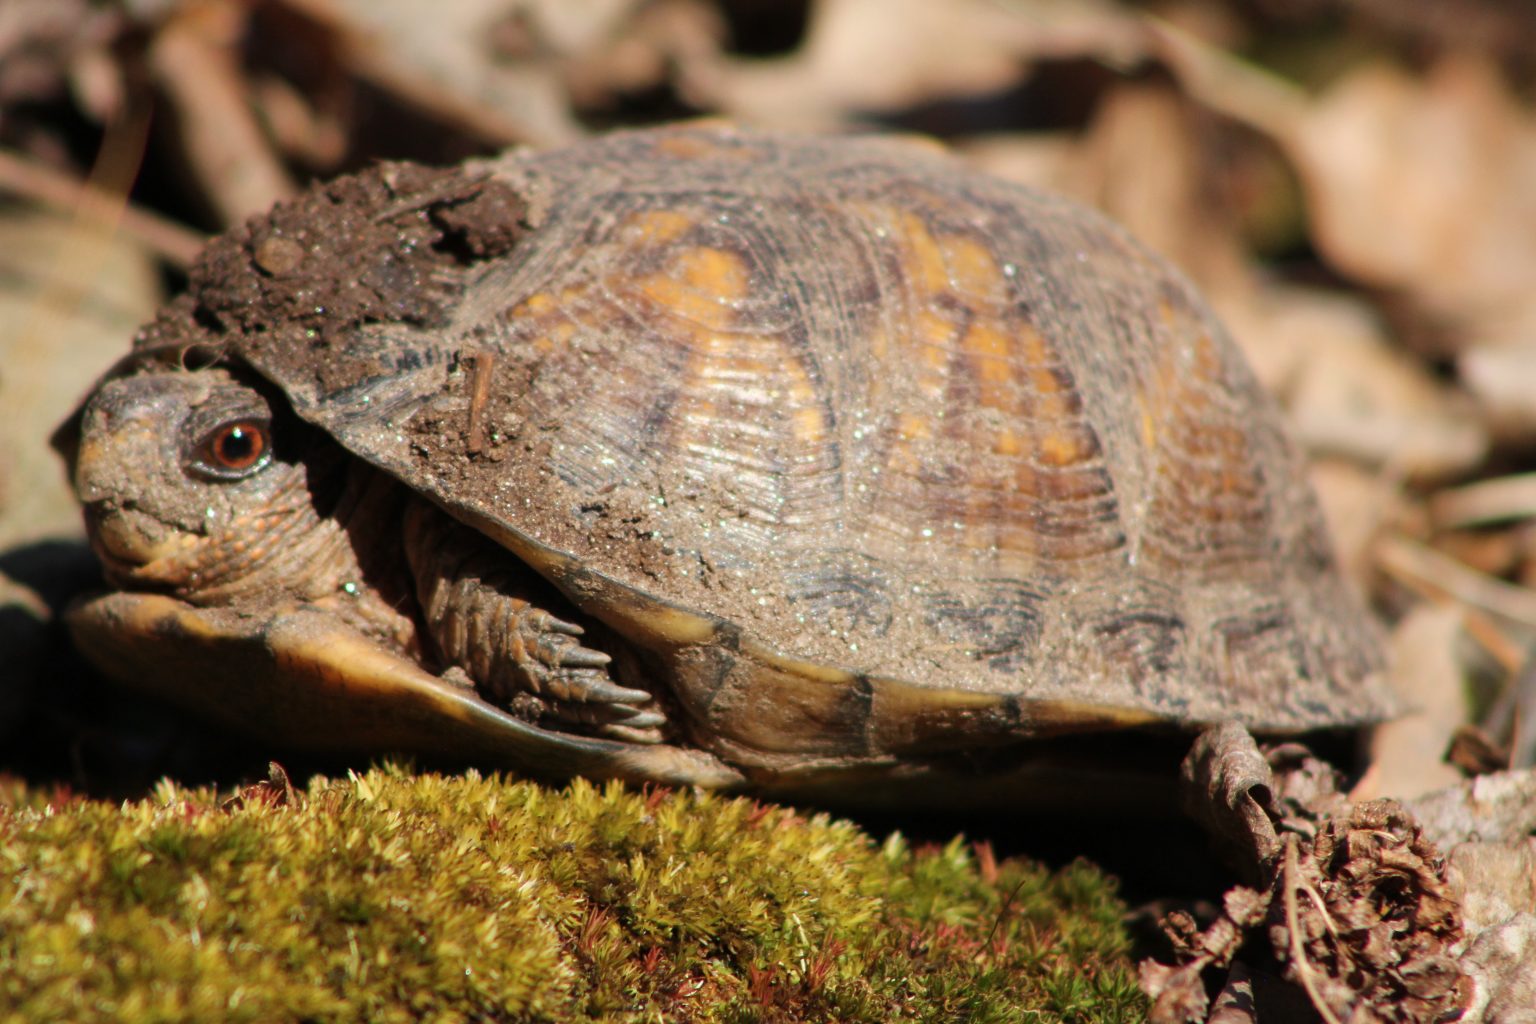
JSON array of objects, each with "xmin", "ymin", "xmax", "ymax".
[{"xmin": 82, "ymin": 503, "xmax": 196, "ymax": 590}]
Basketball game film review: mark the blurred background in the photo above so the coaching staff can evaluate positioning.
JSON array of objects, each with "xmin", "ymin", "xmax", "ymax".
[{"xmin": 3, "ymin": 0, "xmax": 1535, "ymax": 800}]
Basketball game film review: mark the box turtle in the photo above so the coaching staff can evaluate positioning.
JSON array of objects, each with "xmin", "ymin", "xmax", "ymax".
[{"xmin": 60, "ymin": 124, "xmax": 1395, "ymax": 808}]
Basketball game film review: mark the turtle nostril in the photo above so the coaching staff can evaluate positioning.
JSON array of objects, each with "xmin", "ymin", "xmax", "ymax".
[{"xmin": 81, "ymin": 497, "xmax": 119, "ymax": 521}]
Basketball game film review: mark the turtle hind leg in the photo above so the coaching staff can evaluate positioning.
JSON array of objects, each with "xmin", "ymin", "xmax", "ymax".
[{"xmin": 403, "ymin": 498, "xmax": 666, "ymax": 742}]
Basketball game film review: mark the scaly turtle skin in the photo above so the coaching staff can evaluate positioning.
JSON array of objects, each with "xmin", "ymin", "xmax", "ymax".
[{"xmin": 61, "ymin": 124, "xmax": 1395, "ymax": 808}]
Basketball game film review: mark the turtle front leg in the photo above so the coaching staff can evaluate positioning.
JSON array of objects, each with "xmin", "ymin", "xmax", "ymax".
[{"xmin": 404, "ymin": 498, "xmax": 666, "ymax": 742}]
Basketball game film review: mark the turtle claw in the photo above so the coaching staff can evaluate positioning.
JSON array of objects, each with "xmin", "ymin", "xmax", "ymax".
[
  {"xmin": 553, "ymin": 696, "xmax": 668, "ymax": 743},
  {"xmin": 525, "ymin": 628, "xmax": 643, "ymax": 706},
  {"xmin": 599, "ymin": 721, "xmax": 666, "ymax": 744},
  {"xmin": 615, "ymin": 708, "xmax": 667, "ymax": 729},
  {"xmin": 557, "ymin": 646, "xmax": 612, "ymax": 669},
  {"xmin": 541, "ymin": 613, "xmax": 585, "ymax": 637},
  {"xmin": 403, "ymin": 505, "xmax": 663, "ymax": 734},
  {"xmin": 511, "ymin": 613, "xmax": 650, "ymax": 707},
  {"xmin": 539, "ymin": 658, "xmax": 666, "ymax": 740},
  {"xmin": 548, "ymin": 669, "xmax": 651, "ymax": 707}
]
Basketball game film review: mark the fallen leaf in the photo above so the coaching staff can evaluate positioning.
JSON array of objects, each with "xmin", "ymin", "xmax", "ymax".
[
  {"xmin": 679, "ymin": 0, "xmax": 1147, "ymax": 129},
  {"xmin": 1457, "ymin": 913, "xmax": 1536, "ymax": 1024},
  {"xmin": 1142, "ymin": 886, "xmax": 1270, "ymax": 1024},
  {"xmin": 1446, "ymin": 839, "xmax": 1536, "ymax": 935},
  {"xmin": 0, "ymin": 208, "xmax": 161, "ymax": 550},
  {"xmin": 1406, "ymin": 769, "xmax": 1536, "ymax": 851},
  {"xmin": 1179, "ymin": 723, "xmax": 1283, "ymax": 883},
  {"xmin": 1306, "ymin": 457, "xmax": 1402, "ymax": 597},
  {"xmin": 1460, "ymin": 345, "xmax": 1536, "ymax": 438},
  {"xmin": 1272, "ymin": 802, "xmax": 1469, "ymax": 1024},
  {"xmin": 1282, "ymin": 291, "xmax": 1486, "ymax": 481},
  {"xmin": 1063, "ymin": 82, "xmax": 1251, "ymax": 304},
  {"xmin": 281, "ymin": 0, "xmax": 591, "ymax": 146},
  {"xmin": 1285, "ymin": 54, "xmax": 1536, "ymax": 398},
  {"xmin": 1369, "ymin": 605, "xmax": 1475, "ymax": 801}
]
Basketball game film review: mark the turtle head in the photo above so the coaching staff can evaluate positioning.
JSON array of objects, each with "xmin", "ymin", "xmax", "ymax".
[{"xmin": 69, "ymin": 364, "xmax": 329, "ymax": 605}]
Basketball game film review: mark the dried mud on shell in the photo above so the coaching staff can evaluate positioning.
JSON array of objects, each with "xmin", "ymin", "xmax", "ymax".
[{"xmin": 133, "ymin": 164, "xmax": 528, "ymax": 397}]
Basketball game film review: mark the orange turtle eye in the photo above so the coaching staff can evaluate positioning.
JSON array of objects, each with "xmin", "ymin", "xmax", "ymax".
[{"xmin": 190, "ymin": 419, "xmax": 272, "ymax": 480}]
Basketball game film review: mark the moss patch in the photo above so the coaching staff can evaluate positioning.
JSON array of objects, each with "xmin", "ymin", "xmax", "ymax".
[{"xmin": 1, "ymin": 766, "xmax": 1145, "ymax": 1022}]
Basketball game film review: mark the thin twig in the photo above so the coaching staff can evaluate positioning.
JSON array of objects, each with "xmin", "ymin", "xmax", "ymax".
[
  {"xmin": 0, "ymin": 147, "xmax": 205, "ymax": 268},
  {"xmin": 1376, "ymin": 533, "xmax": 1536, "ymax": 630},
  {"xmin": 984, "ymin": 875, "xmax": 1029, "ymax": 952},
  {"xmin": 1283, "ymin": 835, "xmax": 1347, "ymax": 1024},
  {"xmin": 1461, "ymin": 609, "xmax": 1526, "ymax": 676},
  {"xmin": 465, "ymin": 351, "xmax": 496, "ymax": 455},
  {"xmin": 148, "ymin": 0, "xmax": 295, "ymax": 224},
  {"xmin": 1430, "ymin": 472, "xmax": 1536, "ymax": 529}
]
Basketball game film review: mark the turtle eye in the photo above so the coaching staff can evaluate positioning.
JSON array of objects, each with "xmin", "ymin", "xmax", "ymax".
[{"xmin": 189, "ymin": 419, "xmax": 272, "ymax": 480}]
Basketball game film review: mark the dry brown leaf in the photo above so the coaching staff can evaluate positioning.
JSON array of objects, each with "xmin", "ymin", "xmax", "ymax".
[
  {"xmin": 1457, "ymin": 914, "xmax": 1536, "ymax": 1024},
  {"xmin": 1157, "ymin": 731, "xmax": 1481, "ymax": 1023},
  {"xmin": 954, "ymin": 132, "xmax": 1081, "ymax": 194},
  {"xmin": 679, "ymin": 0, "xmax": 1147, "ymax": 129},
  {"xmin": 0, "ymin": 208, "xmax": 161, "ymax": 550},
  {"xmin": 1179, "ymin": 724, "xmax": 1284, "ymax": 883},
  {"xmin": 1149, "ymin": 26, "xmax": 1536, "ymax": 441},
  {"xmin": 1406, "ymin": 769, "xmax": 1536, "ymax": 851},
  {"xmin": 1264, "ymin": 744, "xmax": 1352, "ymax": 825},
  {"xmin": 1281, "ymin": 293, "xmax": 1486, "ymax": 481},
  {"xmin": 561, "ymin": 0, "xmax": 724, "ymax": 109},
  {"xmin": 1446, "ymin": 839, "xmax": 1536, "ymax": 935},
  {"xmin": 1272, "ymin": 802, "xmax": 1469, "ymax": 1023},
  {"xmin": 1306, "ymin": 458, "xmax": 1400, "ymax": 597},
  {"xmin": 1140, "ymin": 955, "xmax": 1216, "ymax": 1024},
  {"xmin": 1368, "ymin": 604, "xmax": 1474, "ymax": 801},
  {"xmin": 1223, "ymin": 284, "xmax": 1357, "ymax": 399},
  {"xmin": 1289, "ymin": 56, "xmax": 1536, "ymax": 341},
  {"xmin": 280, "ymin": 0, "xmax": 592, "ymax": 147},
  {"xmin": 1233, "ymin": 283, "xmax": 1489, "ymax": 480},
  {"xmin": 1062, "ymin": 83, "xmax": 1253, "ymax": 307},
  {"xmin": 1460, "ymin": 345, "xmax": 1536, "ymax": 438},
  {"xmin": 1142, "ymin": 886, "xmax": 1270, "ymax": 1024}
]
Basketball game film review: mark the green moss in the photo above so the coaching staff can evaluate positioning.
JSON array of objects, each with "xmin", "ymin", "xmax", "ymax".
[{"xmin": 0, "ymin": 766, "xmax": 1145, "ymax": 1022}]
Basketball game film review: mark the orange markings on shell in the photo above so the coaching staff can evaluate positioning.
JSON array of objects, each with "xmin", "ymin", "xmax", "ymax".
[
  {"xmin": 621, "ymin": 208, "xmax": 697, "ymax": 245},
  {"xmin": 636, "ymin": 247, "xmax": 751, "ymax": 331},
  {"xmin": 1139, "ymin": 315, "xmax": 1271, "ymax": 576},
  {"xmin": 867, "ymin": 201, "xmax": 1118, "ymax": 567}
]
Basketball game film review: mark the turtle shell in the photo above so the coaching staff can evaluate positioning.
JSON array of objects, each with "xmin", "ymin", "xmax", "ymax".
[{"xmin": 132, "ymin": 123, "xmax": 1393, "ymax": 770}]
